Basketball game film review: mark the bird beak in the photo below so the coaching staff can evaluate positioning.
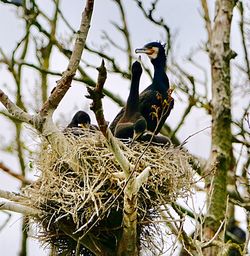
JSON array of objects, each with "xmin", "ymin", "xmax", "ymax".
[
  {"xmin": 78, "ymin": 123, "xmax": 86, "ymax": 128},
  {"xmin": 135, "ymin": 47, "xmax": 154, "ymax": 55}
]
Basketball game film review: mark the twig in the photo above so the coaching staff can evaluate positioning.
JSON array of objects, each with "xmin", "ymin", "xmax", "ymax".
[
  {"xmin": 202, "ymin": 219, "xmax": 225, "ymax": 248},
  {"xmin": 84, "ymin": 44, "xmax": 130, "ymax": 78},
  {"xmin": 112, "ymin": 0, "xmax": 133, "ymax": 69},
  {"xmin": 180, "ymin": 126, "xmax": 211, "ymax": 147},
  {"xmin": 238, "ymin": 2, "xmax": 250, "ymax": 81},
  {"xmin": 0, "ymin": 211, "xmax": 11, "ymax": 231},
  {"xmin": 0, "ymin": 162, "xmax": 31, "ymax": 185},
  {"xmin": 133, "ymin": 0, "xmax": 171, "ymax": 57}
]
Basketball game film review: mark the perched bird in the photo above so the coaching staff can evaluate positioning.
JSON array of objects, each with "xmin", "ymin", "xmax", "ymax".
[
  {"xmin": 67, "ymin": 111, "xmax": 91, "ymax": 129},
  {"xmin": 110, "ymin": 41, "xmax": 174, "ymax": 135},
  {"xmin": 66, "ymin": 110, "xmax": 97, "ymax": 136},
  {"xmin": 226, "ymin": 219, "xmax": 246, "ymax": 256},
  {"xmin": 225, "ymin": 218, "xmax": 246, "ymax": 244},
  {"xmin": 114, "ymin": 61, "xmax": 146, "ymax": 141}
]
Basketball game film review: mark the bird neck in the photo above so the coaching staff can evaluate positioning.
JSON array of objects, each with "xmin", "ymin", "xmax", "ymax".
[
  {"xmin": 125, "ymin": 75, "xmax": 140, "ymax": 116},
  {"xmin": 152, "ymin": 63, "xmax": 169, "ymax": 94}
]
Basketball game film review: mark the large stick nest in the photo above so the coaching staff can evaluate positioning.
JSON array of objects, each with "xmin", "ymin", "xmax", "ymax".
[{"xmin": 23, "ymin": 129, "xmax": 194, "ymax": 255}]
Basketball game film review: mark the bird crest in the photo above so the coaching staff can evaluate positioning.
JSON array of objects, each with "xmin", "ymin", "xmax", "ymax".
[{"xmin": 156, "ymin": 40, "xmax": 167, "ymax": 49}]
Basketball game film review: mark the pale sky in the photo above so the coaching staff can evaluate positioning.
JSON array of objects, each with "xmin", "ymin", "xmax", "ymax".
[{"xmin": 0, "ymin": 0, "xmax": 249, "ymax": 255}]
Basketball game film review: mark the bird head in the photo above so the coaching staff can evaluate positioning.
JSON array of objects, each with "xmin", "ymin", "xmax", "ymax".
[
  {"xmin": 135, "ymin": 42, "xmax": 166, "ymax": 61},
  {"xmin": 67, "ymin": 111, "xmax": 91, "ymax": 128},
  {"xmin": 131, "ymin": 60, "xmax": 143, "ymax": 77}
]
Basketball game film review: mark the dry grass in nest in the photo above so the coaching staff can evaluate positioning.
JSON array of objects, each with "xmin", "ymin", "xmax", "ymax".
[{"xmin": 23, "ymin": 129, "xmax": 194, "ymax": 254}]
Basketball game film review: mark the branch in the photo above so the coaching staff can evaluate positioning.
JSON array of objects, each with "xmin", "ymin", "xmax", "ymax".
[
  {"xmin": 0, "ymin": 89, "xmax": 33, "ymax": 124},
  {"xmin": 14, "ymin": 59, "xmax": 125, "ymax": 107},
  {"xmin": 88, "ymin": 60, "xmax": 142, "ymax": 255},
  {"xmin": 84, "ymin": 44, "xmax": 130, "ymax": 78},
  {"xmin": 135, "ymin": 166, "xmax": 150, "ymax": 190},
  {"xmin": 39, "ymin": 0, "xmax": 94, "ymax": 118},
  {"xmin": 202, "ymin": 220, "xmax": 226, "ymax": 248},
  {"xmin": 0, "ymin": 200, "xmax": 40, "ymax": 216},
  {"xmin": 232, "ymin": 136, "xmax": 250, "ymax": 148},
  {"xmin": 87, "ymin": 60, "xmax": 108, "ymax": 134},
  {"xmin": 28, "ymin": 11, "xmax": 127, "ymax": 108},
  {"xmin": 0, "ymin": 162, "xmax": 31, "ymax": 185},
  {"xmin": 0, "ymin": 189, "xmax": 24, "ymax": 202},
  {"xmin": 200, "ymin": 0, "xmax": 212, "ymax": 44},
  {"xmin": 0, "ymin": 0, "xmax": 94, "ymax": 152},
  {"xmin": 180, "ymin": 126, "xmax": 211, "ymax": 147},
  {"xmin": 112, "ymin": 0, "xmax": 133, "ymax": 69},
  {"xmin": 134, "ymin": 0, "xmax": 171, "ymax": 56},
  {"xmin": 117, "ymin": 174, "xmax": 138, "ymax": 256},
  {"xmin": 243, "ymin": 212, "xmax": 250, "ymax": 255},
  {"xmin": 87, "ymin": 60, "xmax": 131, "ymax": 175},
  {"xmin": 238, "ymin": 2, "xmax": 250, "ymax": 80}
]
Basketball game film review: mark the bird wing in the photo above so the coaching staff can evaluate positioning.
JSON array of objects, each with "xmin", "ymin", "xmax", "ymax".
[{"xmin": 109, "ymin": 108, "xmax": 125, "ymax": 133}]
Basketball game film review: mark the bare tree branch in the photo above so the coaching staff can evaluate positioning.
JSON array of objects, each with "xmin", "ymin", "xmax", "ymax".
[
  {"xmin": 0, "ymin": 89, "xmax": 33, "ymax": 124},
  {"xmin": 0, "ymin": 200, "xmax": 40, "ymax": 216},
  {"xmin": 200, "ymin": 0, "xmax": 212, "ymax": 45},
  {"xmin": 39, "ymin": 0, "xmax": 95, "ymax": 119},
  {"xmin": 0, "ymin": 189, "xmax": 25, "ymax": 202},
  {"xmin": 133, "ymin": 0, "xmax": 171, "ymax": 57},
  {"xmin": 0, "ymin": 162, "xmax": 31, "ymax": 184},
  {"xmin": 0, "ymin": 211, "xmax": 11, "ymax": 231},
  {"xmin": 238, "ymin": 2, "xmax": 250, "ymax": 80}
]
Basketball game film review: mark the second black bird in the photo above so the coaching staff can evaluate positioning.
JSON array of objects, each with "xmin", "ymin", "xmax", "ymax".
[
  {"xmin": 110, "ymin": 42, "xmax": 174, "ymax": 135},
  {"xmin": 114, "ymin": 61, "xmax": 147, "ymax": 141}
]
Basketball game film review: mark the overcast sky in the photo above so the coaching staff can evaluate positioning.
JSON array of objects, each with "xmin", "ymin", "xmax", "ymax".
[{"xmin": 0, "ymin": 0, "xmax": 249, "ymax": 255}]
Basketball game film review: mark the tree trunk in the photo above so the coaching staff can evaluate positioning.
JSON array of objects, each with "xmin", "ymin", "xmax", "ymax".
[
  {"xmin": 117, "ymin": 176, "xmax": 138, "ymax": 256},
  {"xmin": 203, "ymin": 0, "xmax": 237, "ymax": 255}
]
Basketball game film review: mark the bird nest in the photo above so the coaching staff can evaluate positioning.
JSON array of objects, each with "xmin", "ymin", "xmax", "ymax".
[{"xmin": 22, "ymin": 129, "xmax": 194, "ymax": 255}]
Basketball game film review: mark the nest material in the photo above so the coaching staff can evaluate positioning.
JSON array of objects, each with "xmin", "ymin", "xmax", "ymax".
[{"xmin": 23, "ymin": 129, "xmax": 194, "ymax": 254}]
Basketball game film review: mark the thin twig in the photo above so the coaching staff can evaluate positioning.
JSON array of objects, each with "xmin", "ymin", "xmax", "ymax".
[
  {"xmin": 180, "ymin": 126, "xmax": 211, "ymax": 147},
  {"xmin": 0, "ymin": 162, "xmax": 31, "ymax": 185}
]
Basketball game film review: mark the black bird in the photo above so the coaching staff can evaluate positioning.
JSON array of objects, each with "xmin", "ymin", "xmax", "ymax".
[
  {"xmin": 66, "ymin": 110, "xmax": 98, "ymax": 136},
  {"xmin": 67, "ymin": 111, "xmax": 91, "ymax": 129},
  {"xmin": 110, "ymin": 42, "xmax": 174, "ymax": 135},
  {"xmin": 114, "ymin": 61, "xmax": 146, "ymax": 141},
  {"xmin": 225, "ymin": 218, "xmax": 246, "ymax": 244}
]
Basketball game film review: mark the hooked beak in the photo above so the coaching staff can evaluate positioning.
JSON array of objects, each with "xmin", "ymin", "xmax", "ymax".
[{"xmin": 135, "ymin": 47, "xmax": 154, "ymax": 55}]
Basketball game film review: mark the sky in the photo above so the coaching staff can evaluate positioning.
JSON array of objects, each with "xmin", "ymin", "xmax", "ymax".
[{"xmin": 0, "ymin": 0, "xmax": 249, "ymax": 255}]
